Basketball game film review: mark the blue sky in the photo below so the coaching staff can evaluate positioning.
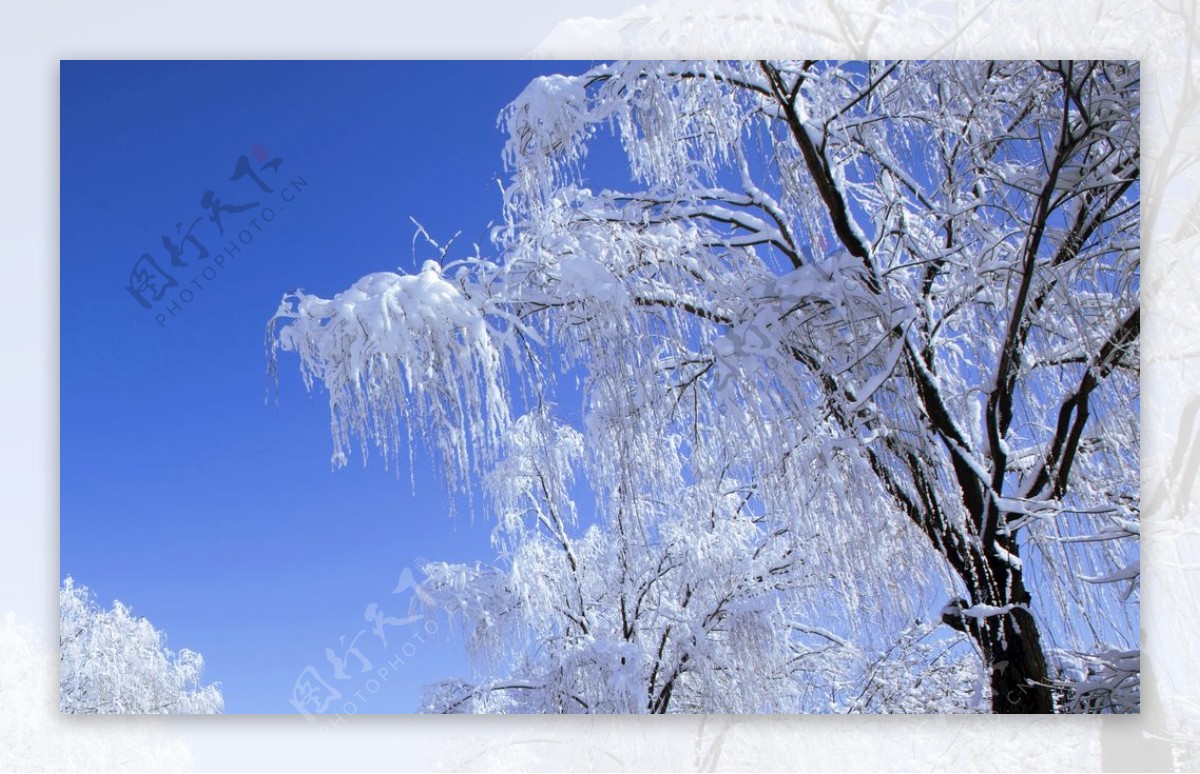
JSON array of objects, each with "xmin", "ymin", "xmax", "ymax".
[{"xmin": 60, "ymin": 60, "xmax": 604, "ymax": 714}]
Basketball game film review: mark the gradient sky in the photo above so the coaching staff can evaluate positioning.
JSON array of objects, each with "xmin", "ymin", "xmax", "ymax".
[{"xmin": 60, "ymin": 59, "xmax": 604, "ymax": 714}]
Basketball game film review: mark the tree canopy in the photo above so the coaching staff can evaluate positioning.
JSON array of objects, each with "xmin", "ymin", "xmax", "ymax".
[
  {"xmin": 60, "ymin": 578, "xmax": 223, "ymax": 714},
  {"xmin": 271, "ymin": 60, "xmax": 1140, "ymax": 713}
]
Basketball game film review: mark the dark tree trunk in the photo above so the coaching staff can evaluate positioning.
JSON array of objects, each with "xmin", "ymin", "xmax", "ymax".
[
  {"xmin": 976, "ymin": 535, "xmax": 1056, "ymax": 713},
  {"xmin": 943, "ymin": 557, "xmax": 1056, "ymax": 713},
  {"xmin": 985, "ymin": 607, "xmax": 1055, "ymax": 713}
]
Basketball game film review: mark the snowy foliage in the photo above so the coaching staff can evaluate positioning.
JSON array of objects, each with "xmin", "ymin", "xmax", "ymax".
[
  {"xmin": 272, "ymin": 61, "xmax": 1140, "ymax": 713},
  {"xmin": 59, "ymin": 578, "xmax": 223, "ymax": 714},
  {"xmin": 268, "ymin": 259, "xmax": 510, "ymax": 496}
]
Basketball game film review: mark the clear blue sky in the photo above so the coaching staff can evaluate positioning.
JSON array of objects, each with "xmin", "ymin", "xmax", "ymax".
[{"xmin": 60, "ymin": 60, "xmax": 602, "ymax": 714}]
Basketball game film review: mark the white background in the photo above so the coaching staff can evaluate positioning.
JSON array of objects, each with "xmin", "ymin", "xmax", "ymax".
[{"xmin": 1, "ymin": 1, "xmax": 1196, "ymax": 770}]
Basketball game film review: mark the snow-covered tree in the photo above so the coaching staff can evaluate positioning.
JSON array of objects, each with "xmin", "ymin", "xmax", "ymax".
[
  {"xmin": 59, "ymin": 578, "xmax": 223, "ymax": 714},
  {"xmin": 270, "ymin": 60, "xmax": 1139, "ymax": 713}
]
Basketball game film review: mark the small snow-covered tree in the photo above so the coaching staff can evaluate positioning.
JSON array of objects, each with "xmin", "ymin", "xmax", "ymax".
[
  {"xmin": 271, "ymin": 60, "xmax": 1139, "ymax": 713},
  {"xmin": 59, "ymin": 578, "xmax": 223, "ymax": 714}
]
